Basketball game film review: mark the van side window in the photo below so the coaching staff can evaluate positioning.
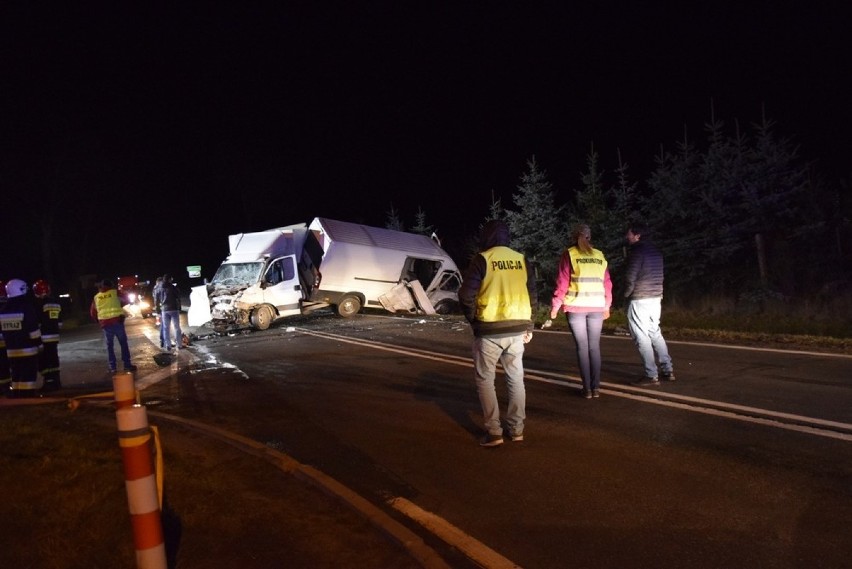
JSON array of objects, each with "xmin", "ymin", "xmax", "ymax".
[
  {"xmin": 266, "ymin": 258, "xmax": 295, "ymax": 285},
  {"xmin": 437, "ymin": 271, "xmax": 461, "ymax": 292}
]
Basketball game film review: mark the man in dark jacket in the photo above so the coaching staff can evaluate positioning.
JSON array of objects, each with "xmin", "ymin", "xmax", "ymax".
[
  {"xmin": 152, "ymin": 276, "xmax": 166, "ymax": 348},
  {"xmin": 458, "ymin": 220, "xmax": 537, "ymax": 447},
  {"xmin": 624, "ymin": 223, "xmax": 674, "ymax": 386},
  {"xmin": 156, "ymin": 274, "xmax": 182, "ymax": 351},
  {"xmin": 1, "ymin": 279, "xmax": 43, "ymax": 397},
  {"xmin": 33, "ymin": 279, "xmax": 62, "ymax": 391}
]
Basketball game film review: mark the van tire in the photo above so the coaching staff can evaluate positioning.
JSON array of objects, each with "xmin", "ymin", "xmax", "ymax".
[
  {"xmin": 433, "ymin": 299, "xmax": 458, "ymax": 315},
  {"xmin": 336, "ymin": 295, "xmax": 361, "ymax": 318},
  {"xmin": 251, "ymin": 305, "xmax": 274, "ymax": 330}
]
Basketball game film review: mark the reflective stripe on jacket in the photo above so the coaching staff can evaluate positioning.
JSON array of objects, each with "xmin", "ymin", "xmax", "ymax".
[
  {"xmin": 562, "ymin": 247, "xmax": 608, "ymax": 309},
  {"xmin": 475, "ymin": 246, "xmax": 532, "ymax": 322},
  {"xmin": 0, "ymin": 300, "xmax": 42, "ymax": 356},
  {"xmin": 38, "ymin": 300, "xmax": 62, "ymax": 338},
  {"xmin": 94, "ymin": 290, "xmax": 125, "ymax": 320}
]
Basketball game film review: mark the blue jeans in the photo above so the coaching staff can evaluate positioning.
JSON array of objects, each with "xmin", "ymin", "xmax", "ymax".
[
  {"xmin": 102, "ymin": 321, "xmax": 132, "ymax": 371},
  {"xmin": 627, "ymin": 297, "xmax": 673, "ymax": 378},
  {"xmin": 163, "ymin": 310, "xmax": 182, "ymax": 348},
  {"xmin": 158, "ymin": 311, "xmax": 166, "ymax": 347},
  {"xmin": 472, "ymin": 334, "xmax": 526, "ymax": 437},
  {"xmin": 567, "ymin": 311, "xmax": 604, "ymax": 391}
]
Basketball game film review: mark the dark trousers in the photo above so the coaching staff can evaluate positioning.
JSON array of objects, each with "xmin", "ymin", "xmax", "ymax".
[
  {"xmin": 9, "ymin": 353, "xmax": 40, "ymax": 397},
  {"xmin": 40, "ymin": 340, "xmax": 61, "ymax": 389}
]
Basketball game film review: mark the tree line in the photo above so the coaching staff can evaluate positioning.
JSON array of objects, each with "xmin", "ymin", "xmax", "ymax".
[{"xmin": 390, "ymin": 108, "xmax": 851, "ymax": 308}]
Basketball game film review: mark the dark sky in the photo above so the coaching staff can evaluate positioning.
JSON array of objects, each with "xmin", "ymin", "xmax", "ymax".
[{"xmin": 2, "ymin": 3, "xmax": 850, "ymax": 285}]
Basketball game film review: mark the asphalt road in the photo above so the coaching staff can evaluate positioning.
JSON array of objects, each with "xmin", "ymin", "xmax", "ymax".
[{"xmin": 55, "ymin": 313, "xmax": 852, "ymax": 568}]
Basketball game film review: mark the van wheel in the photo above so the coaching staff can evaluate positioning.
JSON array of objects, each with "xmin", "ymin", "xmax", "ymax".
[
  {"xmin": 336, "ymin": 295, "xmax": 361, "ymax": 318},
  {"xmin": 251, "ymin": 305, "xmax": 274, "ymax": 330},
  {"xmin": 433, "ymin": 299, "xmax": 458, "ymax": 315}
]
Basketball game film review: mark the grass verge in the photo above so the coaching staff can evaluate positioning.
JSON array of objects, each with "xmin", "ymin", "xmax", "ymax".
[{"xmin": 0, "ymin": 402, "xmax": 420, "ymax": 569}]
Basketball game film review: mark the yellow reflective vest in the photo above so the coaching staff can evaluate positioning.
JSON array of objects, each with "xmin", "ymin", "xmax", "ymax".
[
  {"xmin": 94, "ymin": 289, "xmax": 125, "ymax": 320},
  {"xmin": 562, "ymin": 246, "xmax": 608, "ymax": 309},
  {"xmin": 476, "ymin": 246, "xmax": 532, "ymax": 322}
]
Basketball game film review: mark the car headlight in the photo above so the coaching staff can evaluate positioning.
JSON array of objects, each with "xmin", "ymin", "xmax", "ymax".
[{"xmin": 128, "ymin": 293, "xmax": 137, "ymax": 303}]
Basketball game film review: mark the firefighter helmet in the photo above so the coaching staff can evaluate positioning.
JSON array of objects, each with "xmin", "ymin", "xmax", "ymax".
[
  {"xmin": 5, "ymin": 279, "xmax": 28, "ymax": 298},
  {"xmin": 33, "ymin": 279, "xmax": 51, "ymax": 298}
]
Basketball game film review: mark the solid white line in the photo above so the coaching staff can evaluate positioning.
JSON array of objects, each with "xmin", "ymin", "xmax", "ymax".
[
  {"xmin": 388, "ymin": 497, "xmax": 522, "ymax": 569},
  {"xmin": 297, "ymin": 328, "xmax": 852, "ymax": 441},
  {"xmin": 374, "ymin": 314, "xmax": 851, "ymax": 358},
  {"xmin": 537, "ymin": 328, "xmax": 852, "ymax": 358},
  {"xmin": 525, "ymin": 368, "xmax": 852, "ymax": 433},
  {"xmin": 579, "ymin": 385, "xmax": 852, "ymax": 442},
  {"xmin": 147, "ymin": 411, "xmax": 451, "ymax": 569}
]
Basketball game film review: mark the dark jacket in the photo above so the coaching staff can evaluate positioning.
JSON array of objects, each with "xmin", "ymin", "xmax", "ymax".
[
  {"xmin": 1, "ymin": 295, "xmax": 42, "ymax": 353},
  {"xmin": 624, "ymin": 239, "xmax": 665, "ymax": 299},
  {"xmin": 35, "ymin": 296, "xmax": 62, "ymax": 338},
  {"xmin": 458, "ymin": 221, "xmax": 536, "ymax": 338},
  {"xmin": 157, "ymin": 283, "xmax": 182, "ymax": 312}
]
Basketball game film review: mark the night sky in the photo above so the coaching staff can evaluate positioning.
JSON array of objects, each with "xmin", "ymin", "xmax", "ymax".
[{"xmin": 3, "ymin": 3, "xmax": 850, "ymax": 287}]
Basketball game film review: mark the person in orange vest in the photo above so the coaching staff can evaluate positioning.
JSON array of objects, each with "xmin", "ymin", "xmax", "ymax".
[
  {"xmin": 90, "ymin": 278, "xmax": 137, "ymax": 373},
  {"xmin": 33, "ymin": 279, "xmax": 62, "ymax": 391},
  {"xmin": 0, "ymin": 281, "xmax": 12, "ymax": 395},
  {"xmin": 0, "ymin": 279, "xmax": 43, "ymax": 397}
]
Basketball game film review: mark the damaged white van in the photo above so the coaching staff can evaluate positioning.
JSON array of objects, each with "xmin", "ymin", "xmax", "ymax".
[{"xmin": 188, "ymin": 217, "xmax": 463, "ymax": 331}]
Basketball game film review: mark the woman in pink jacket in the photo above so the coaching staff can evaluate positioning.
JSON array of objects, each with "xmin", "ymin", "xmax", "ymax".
[{"xmin": 550, "ymin": 224, "xmax": 612, "ymax": 398}]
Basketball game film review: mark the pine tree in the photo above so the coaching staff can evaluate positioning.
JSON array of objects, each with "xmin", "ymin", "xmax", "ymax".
[
  {"xmin": 504, "ymin": 156, "xmax": 567, "ymax": 291},
  {"xmin": 611, "ymin": 149, "xmax": 637, "ymax": 221},
  {"xmin": 410, "ymin": 206, "xmax": 435, "ymax": 237},
  {"xmin": 575, "ymin": 143, "xmax": 607, "ymax": 231},
  {"xmin": 646, "ymin": 126, "xmax": 706, "ymax": 295},
  {"xmin": 738, "ymin": 111, "xmax": 816, "ymax": 292},
  {"xmin": 646, "ymin": 104, "xmax": 821, "ymax": 298},
  {"xmin": 384, "ymin": 204, "xmax": 403, "ymax": 232},
  {"xmin": 485, "ymin": 190, "xmax": 505, "ymax": 222},
  {"xmin": 601, "ymin": 148, "xmax": 638, "ymax": 276}
]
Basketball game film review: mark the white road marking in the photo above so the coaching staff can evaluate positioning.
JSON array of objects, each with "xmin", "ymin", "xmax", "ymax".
[
  {"xmin": 134, "ymin": 324, "xmax": 850, "ymax": 569},
  {"xmin": 298, "ymin": 328, "xmax": 852, "ymax": 442},
  {"xmin": 540, "ymin": 327, "xmax": 852, "ymax": 358},
  {"xmin": 388, "ymin": 497, "xmax": 522, "ymax": 569}
]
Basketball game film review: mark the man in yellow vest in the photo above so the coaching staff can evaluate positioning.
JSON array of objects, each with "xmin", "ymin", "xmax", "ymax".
[
  {"xmin": 90, "ymin": 278, "xmax": 137, "ymax": 373},
  {"xmin": 458, "ymin": 220, "xmax": 537, "ymax": 447}
]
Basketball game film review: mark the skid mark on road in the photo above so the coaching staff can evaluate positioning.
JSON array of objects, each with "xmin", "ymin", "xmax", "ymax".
[{"xmin": 298, "ymin": 328, "xmax": 852, "ymax": 442}]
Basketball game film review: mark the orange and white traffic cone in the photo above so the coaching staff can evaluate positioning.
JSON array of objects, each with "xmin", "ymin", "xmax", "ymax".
[
  {"xmin": 112, "ymin": 370, "xmax": 138, "ymax": 409},
  {"xmin": 116, "ymin": 405, "xmax": 166, "ymax": 569}
]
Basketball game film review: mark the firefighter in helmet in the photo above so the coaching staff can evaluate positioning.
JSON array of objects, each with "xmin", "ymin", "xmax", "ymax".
[
  {"xmin": 0, "ymin": 279, "xmax": 42, "ymax": 397},
  {"xmin": 0, "ymin": 281, "xmax": 11, "ymax": 394},
  {"xmin": 33, "ymin": 279, "xmax": 62, "ymax": 391}
]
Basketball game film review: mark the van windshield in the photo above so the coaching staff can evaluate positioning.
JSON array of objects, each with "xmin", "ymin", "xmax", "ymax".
[{"xmin": 212, "ymin": 262, "xmax": 264, "ymax": 287}]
